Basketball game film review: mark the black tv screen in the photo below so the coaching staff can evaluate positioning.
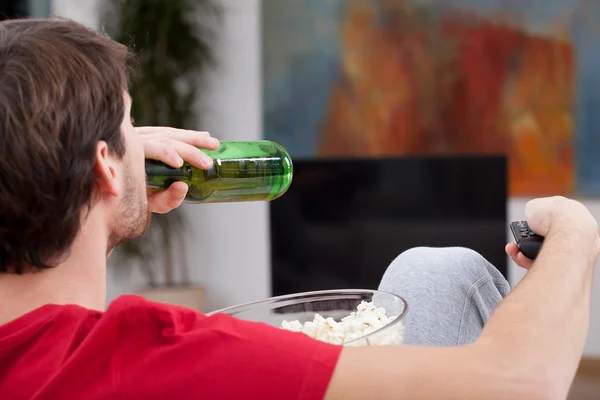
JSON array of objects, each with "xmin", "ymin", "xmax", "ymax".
[
  {"xmin": 0, "ymin": 0, "xmax": 28, "ymax": 20},
  {"xmin": 270, "ymin": 156, "xmax": 507, "ymax": 296}
]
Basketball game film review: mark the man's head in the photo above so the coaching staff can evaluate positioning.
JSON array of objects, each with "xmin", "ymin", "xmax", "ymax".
[{"xmin": 0, "ymin": 18, "xmax": 150, "ymax": 274}]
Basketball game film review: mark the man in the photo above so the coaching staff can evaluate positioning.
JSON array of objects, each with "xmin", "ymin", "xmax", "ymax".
[{"xmin": 0, "ymin": 18, "xmax": 597, "ymax": 400}]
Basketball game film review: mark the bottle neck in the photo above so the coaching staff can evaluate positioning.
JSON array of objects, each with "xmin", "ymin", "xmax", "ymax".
[
  {"xmin": 145, "ymin": 161, "xmax": 218, "ymax": 185},
  {"xmin": 145, "ymin": 161, "xmax": 194, "ymax": 190},
  {"xmin": 145, "ymin": 164, "xmax": 191, "ymax": 178}
]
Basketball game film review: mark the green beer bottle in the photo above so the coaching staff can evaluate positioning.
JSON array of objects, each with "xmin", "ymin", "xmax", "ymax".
[{"xmin": 145, "ymin": 140, "xmax": 293, "ymax": 203}]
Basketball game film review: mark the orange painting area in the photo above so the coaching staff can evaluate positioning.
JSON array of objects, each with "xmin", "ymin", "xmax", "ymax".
[{"xmin": 317, "ymin": 3, "xmax": 575, "ymax": 196}]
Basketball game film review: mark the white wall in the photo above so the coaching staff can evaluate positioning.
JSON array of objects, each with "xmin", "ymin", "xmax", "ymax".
[
  {"xmin": 51, "ymin": 0, "xmax": 600, "ymax": 357},
  {"xmin": 52, "ymin": 0, "xmax": 101, "ymax": 29},
  {"xmin": 179, "ymin": 0, "xmax": 270, "ymax": 312}
]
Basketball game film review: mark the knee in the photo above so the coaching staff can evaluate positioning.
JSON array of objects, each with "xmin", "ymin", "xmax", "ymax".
[
  {"xmin": 390, "ymin": 246, "xmax": 487, "ymax": 269},
  {"xmin": 382, "ymin": 246, "xmax": 501, "ymax": 287}
]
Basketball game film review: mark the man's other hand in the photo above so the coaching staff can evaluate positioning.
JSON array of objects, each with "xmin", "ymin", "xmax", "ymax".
[{"xmin": 507, "ymin": 196, "xmax": 600, "ymax": 270}]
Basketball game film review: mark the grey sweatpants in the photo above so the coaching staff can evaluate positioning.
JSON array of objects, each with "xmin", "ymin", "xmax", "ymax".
[{"xmin": 378, "ymin": 247, "xmax": 511, "ymax": 346}]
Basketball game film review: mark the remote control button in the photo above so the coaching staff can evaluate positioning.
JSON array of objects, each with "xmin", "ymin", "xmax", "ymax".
[{"xmin": 528, "ymin": 231, "xmax": 536, "ymax": 236}]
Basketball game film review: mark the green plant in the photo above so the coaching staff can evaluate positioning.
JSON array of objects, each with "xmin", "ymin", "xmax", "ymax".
[{"xmin": 102, "ymin": 0, "xmax": 220, "ymax": 287}]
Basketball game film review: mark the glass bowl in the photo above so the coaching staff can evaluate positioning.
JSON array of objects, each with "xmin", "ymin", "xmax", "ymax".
[{"xmin": 208, "ymin": 289, "xmax": 408, "ymax": 346}]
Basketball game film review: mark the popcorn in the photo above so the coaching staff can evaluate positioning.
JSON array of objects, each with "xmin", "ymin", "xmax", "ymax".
[{"xmin": 280, "ymin": 301, "xmax": 404, "ymax": 346}]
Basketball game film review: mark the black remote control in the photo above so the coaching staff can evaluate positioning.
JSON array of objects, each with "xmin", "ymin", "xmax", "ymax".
[{"xmin": 510, "ymin": 221, "xmax": 544, "ymax": 260}]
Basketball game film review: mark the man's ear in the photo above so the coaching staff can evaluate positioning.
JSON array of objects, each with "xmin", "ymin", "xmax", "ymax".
[{"xmin": 92, "ymin": 141, "xmax": 120, "ymax": 197}]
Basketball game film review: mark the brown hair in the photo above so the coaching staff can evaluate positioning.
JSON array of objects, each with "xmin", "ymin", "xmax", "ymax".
[{"xmin": 0, "ymin": 18, "xmax": 134, "ymax": 273}]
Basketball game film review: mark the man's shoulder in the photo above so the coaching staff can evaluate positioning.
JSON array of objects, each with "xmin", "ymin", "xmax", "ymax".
[
  {"xmin": 102, "ymin": 294, "xmax": 208, "ymax": 332},
  {"xmin": 107, "ymin": 294, "xmax": 179, "ymax": 310},
  {"xmin": 106, "ymin": 294, "xmax": 193, "ymax": 315}
]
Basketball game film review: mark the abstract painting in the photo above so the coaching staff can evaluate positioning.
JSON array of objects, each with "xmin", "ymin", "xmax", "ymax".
[{"xmin": 262, "ymin": 0, "xmax": 600, "ymax": 196}]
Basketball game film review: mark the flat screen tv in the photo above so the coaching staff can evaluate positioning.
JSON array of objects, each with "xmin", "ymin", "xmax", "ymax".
[{"xmin": 270, "ymin": 156, "xmax": 507, "ymax": 296}]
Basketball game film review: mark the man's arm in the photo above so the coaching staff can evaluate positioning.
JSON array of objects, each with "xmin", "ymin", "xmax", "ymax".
[
  {"xmin": 327, "ymin": 344, "xmax": 532, "ymax": 399},
  {"xmin": 325, "ymin": 197, "xmax": 598, "ymax": 400}
]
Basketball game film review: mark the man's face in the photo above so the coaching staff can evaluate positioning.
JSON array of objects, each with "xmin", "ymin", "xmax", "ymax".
[{"xmin": 107, "ymin": 92, "xmax": 151, "ymax": 249}]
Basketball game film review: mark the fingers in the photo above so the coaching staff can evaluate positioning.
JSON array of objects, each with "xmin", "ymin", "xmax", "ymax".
[
  {"xmin": 138, "ymin": 127, "xmax": 220, "ymax": 170},
  {"xmin": 505, "ymin": 243, "xmax": 534, "ymax": 270},
  {"xmin": 137, "ymin": 127, "xmax": 220, "ymax": 150},
  {"xmin": 148, "ymin": 181, "xmax": 188, "ymax": 214},
  {"xmin": 516, "ymin": 252, "xmax": 534, "ymax": 270},
  {"xmin": 144, "ymin": 137, "xmax": 214, "ymax": 169},
  {"xmin": 505, "ymin": 243, "xmax": 523, "ymax": 268},
  {"xmin": 143, "ymin": 139, "xmax": 184, "ymax": 168},
  {"xmin": 167, "ymin": 138, "xmax": 214, "ymax": 169},
  {"xmin": 524, "ymin": 197, "xmax": 560, "ymax": 237}
]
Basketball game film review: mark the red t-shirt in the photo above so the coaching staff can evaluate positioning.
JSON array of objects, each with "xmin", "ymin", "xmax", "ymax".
[{"xmin": 0, "ymin": 295, "xmax": 342, "ymax": 399}]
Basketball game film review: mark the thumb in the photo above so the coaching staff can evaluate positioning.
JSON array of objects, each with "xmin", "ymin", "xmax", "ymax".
[
  {"xmin": 524, "ymin": 196, "xmax": 565, "ymax": 237},
  {"xmin": 148, "ymin": 182, "xmax": 188, "ymax": 214}
]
